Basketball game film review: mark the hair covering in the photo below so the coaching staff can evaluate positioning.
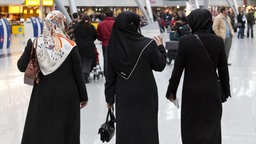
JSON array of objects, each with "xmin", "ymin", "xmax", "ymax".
[
  {"xmin": 36, "ymin": 10, "xmax": 75, "ymax": 75},
  {"xmin": 108, "ymin": 11, "xmax": 153, "ymax": 79},
  {"xmin": 187, "ymin": 9, "xmax": 213, "ymax": 33},
  {"xmin": 79, "ymin": 14, "xmax": 91, "ymax": 28}
]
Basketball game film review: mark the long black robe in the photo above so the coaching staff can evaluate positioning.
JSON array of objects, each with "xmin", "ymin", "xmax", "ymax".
[
  {"xmin": 74, "ymin": 24, "xmax": 97, "ymax": 58},
  {"xmin": 166, "ymin": 31, "xmax": 230, "ymax": 144},
  {"xmin": 105, "ymin": 39, "xmax": 166, "ymax": 144},
  {"xmin": 17, "ymin": 39, "xmax": 88, "ymax": 144}
]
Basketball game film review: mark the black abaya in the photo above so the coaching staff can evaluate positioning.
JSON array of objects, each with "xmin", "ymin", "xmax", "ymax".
[
  {"xmin": 166, "ymin": 32, "xmax": 230, "ymax": 144},
  {"xmin": 105, "ymin": 11, "xmax": 166, "ymax": 144},
  {"xmin": 18, "ymin": 39, "xmax": 88, "ymax": 144},
  {"xmin": 166, "ymin": 10, "xmax": 230, "ymax": 144},
  {"xmin": 105, "ymin": 39, "xmax": 166, "ymax": 144}
]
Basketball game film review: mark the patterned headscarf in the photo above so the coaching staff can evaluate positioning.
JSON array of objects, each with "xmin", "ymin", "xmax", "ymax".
[
  {"xmin": 42, "ymin": 10, "xmax": 67, "ymax": 49},
  {"xmin": 36, "ymin": 10, "xmax": 75, "ymax": 75}
]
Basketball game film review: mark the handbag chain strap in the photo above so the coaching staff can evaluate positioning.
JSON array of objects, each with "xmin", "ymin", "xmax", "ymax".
[{"xmin": 30, "ymin": 38, "xmax": 38, "ymax": 60}]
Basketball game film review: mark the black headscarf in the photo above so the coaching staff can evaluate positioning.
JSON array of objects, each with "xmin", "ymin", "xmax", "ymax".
[
  {"xmin": 108, "ymin": 11, "xmax": 152, "ymax": 79},
  {"xmin": 187, "ymin": 9, "xmax": 213, "ymax": 33}
]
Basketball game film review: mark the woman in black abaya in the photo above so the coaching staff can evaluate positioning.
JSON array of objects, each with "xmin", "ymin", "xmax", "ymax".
[
  {"xmin": 105, "ymin": 11, "xmax": 166, "ymax": 144},
  {"xmin": 18, "ymin": 11, "xmax": 88, "ymax": 144},
  {"xmin": 166, "ymin": 9, "xmax": 231, "ymax": 144}
]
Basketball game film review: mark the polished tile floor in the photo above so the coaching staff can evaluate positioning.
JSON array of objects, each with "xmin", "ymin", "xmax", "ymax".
[{"xmin": 1, "ymin": 23, "xmax": 256, "ymax": 144}]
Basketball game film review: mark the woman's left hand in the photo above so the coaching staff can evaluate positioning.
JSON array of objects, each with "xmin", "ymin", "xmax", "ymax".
[
  {"xmin": 154, "ymin": 35, "xmax": 163, "ymax": 46},
  {"xmin": 80, "ymin": 101, "xmax": 88, "ymax": 109},
  {"xmin": 168, "ymin": 93, "xmax": 176, "ymax": 102},
  {"xmin": 107, "ymin": 103, "xmax": 113, "ymax": 108}
]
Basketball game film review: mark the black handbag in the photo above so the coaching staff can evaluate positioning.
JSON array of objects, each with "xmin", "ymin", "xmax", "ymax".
[
  {"xmin": 98, "ymin": 108, "xmax": 116, "ymax": 142},
  {"xmin": 194, "ymin": 34, "xmax": 229, "ymax": 103}
]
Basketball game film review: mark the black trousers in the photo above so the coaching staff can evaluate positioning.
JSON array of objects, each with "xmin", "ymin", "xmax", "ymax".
[
  {"xmin": 247, "ymin": 24, "xmax": 254, "ymax": 37},
  {"xmin": 102, "ymin": 46, "xmax": 108, "ymax": 76}
]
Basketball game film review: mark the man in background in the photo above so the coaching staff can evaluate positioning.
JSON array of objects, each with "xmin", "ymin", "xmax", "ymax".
[
  {"xmin": 246, "ymin": 9, "xmax": 255, "ymax": 38},
  {"xmin": 97, "ymin": 10, "xmax": 115, "ymax": 76},
  {"xmin": 213, "ymin": 7, "xmax": 234, "ymax": 64}
]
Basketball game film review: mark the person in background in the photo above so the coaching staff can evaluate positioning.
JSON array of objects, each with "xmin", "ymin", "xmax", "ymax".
[
  {"xmin": 246, "ymin": 9, "xmax": 255, "ymax": 38},
  {"xmin": 158, "ymin": 17, "xmax": 166, "ymax": 33},
  {"xmin": 105, "ymin": 11, "xmax": 166, "ymax": 144},
  {"xmin": 74, "ymin": 15, "xmax": 97, "ymax": 83},
  {"xmin": 237, "ymin": 10, "xmax": 246, "ymax": 39},
  {"xmin": 97, "ymin": 10, "xmax": 115, "ymax": 76},
  {"xmin": 228, "ymin": 9, "xmax": 236, "ymax": 32},
  {"xmin": 213, "ymin": 6, "xmax": 234, "ymax": 64},
  {"xmin": 166, "ymin": 9, "xmax": 230, "ymax": 144},
  {"xmin": 67, "ymin": 13, "xmax": 79, "ymax": 41},
  {"xmin": 176, "ymin": 10, "xmax": 187, "ymax": 24},
  {"xmin": 18, "ymin": 10, "xmax": 88, "ymax": 144}
]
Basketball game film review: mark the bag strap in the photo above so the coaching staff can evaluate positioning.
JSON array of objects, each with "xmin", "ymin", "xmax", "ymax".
[
  {"xmin": 194, "ymin": 34, "xmax": 214, "ymax": 65},
  {"xmin": 105, "ymin": 108, "xmax": 115, "ymax": 123},
  {"xmin": 30, "ymin": 38, "xmax": 38, "ymax": 59},
  {"xmin": 194, "ymin": 34, "xmax": 218, "ymax": 79}
]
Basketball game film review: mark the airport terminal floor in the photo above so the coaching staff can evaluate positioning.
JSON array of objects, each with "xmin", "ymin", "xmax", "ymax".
[{"xmin": 0, "ymin": 23, "xmax": 256, "ymax": 144}]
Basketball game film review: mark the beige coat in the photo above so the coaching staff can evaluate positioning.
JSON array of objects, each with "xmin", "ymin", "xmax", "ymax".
[{"xmin": 212, "ymin": 13, "xmax": 234, "ymax": 40}]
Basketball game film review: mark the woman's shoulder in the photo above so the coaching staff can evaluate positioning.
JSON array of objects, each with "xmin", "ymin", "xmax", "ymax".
[
  {"xmin": 181, "ymin": 33, "xmax": 221, "ymax": 39},
  {"xmin": 205, "ymin": 33, "xmax": 223, "ymax": 43},
  {"xmin": 179, "ymin": 34, "xmax": 195, "ymax": 42},
  {"xmin": 90, "ymin": 24, "xmax": 96, "ymax": 29},
  {"xmin": 142, "ymin": 37, "xmax": 155, "ymax": 45},
  {"xmin": 179, "ymin": 33, "xmax": 223, "ymax": 45}
]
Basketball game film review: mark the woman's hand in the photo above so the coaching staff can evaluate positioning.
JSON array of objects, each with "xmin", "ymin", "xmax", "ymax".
[
  {"xmin": 80, "ymin": 101, "xmax": 88, "ymax": 109},
  {"xmin": 154, "ymin": 35, "xmax": 163, "ymax": 46},
  {"xmin": 168, "ymin": 93, "xmax": 176, "ymax": 102},
  {"xmin": 107, "ymin": 103, "xmax": 113, "ymax": 108}
]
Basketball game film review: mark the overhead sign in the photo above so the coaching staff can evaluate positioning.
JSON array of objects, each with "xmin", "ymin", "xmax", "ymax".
[
  {"xmin": 26, "ymin": 0, "xmax": 40, "ymax": 6},
  {"xmin": 8, "ymin": 6, "xmax": 23, "ymax": 13},
  {"xmin": 43, "ymin": 0, "xmax": 54, "ymax": 6},
  {"xmin": 25, "ymin": 0, "xmax": 53, "ymax": 6},
  {"xmin": 0, "ymin": 0, "xmax": 24, "ymax": 5}
]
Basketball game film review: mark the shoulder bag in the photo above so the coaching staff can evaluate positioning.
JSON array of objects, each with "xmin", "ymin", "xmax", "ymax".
[
  {"xmin": 194, "ymin": 34, "xmax": 228, "ymax": 103},
  {"xmin": 24, "ymin": 38, "xmax": 40, "ymax": 86}
]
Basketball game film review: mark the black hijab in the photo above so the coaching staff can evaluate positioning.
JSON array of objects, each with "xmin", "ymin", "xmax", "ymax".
[
  {"xmin": 108, "ymin": 11, "xmax": 152, "ymax": 79},
  {"xmin": 187, "ymin": 9, "xmax": 213, "ymax": 33}
]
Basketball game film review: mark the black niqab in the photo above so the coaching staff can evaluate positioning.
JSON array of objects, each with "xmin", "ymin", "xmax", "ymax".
[
  {"xmin": 108, "ymin": 11, "xmax": 152, "ymax": 79},
  {"xmin": 187, "ymin": 9, "xmax": 213, "ymax": 33}
]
